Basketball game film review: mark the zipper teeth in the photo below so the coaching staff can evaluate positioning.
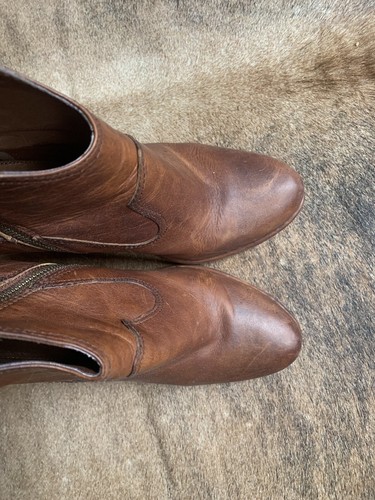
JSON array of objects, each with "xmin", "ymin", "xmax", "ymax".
[
  {"xmin": 0, "ymin": 264, "xmax": 67, "ymax": 305},
  {"xmin": 0, "ymin": 223, "xmax": 61, "ymax": 251}
]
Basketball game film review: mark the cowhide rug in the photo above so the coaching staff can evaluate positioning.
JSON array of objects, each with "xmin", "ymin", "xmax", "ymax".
[{"xmin": 0, "ymin": 1, "xmax": 374, "ymax": 498}]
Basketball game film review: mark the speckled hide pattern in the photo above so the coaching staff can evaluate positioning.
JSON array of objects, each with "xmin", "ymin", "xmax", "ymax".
[{"xmin": 0, "ymin": 1, "xmax": 374, "ymax": 499}]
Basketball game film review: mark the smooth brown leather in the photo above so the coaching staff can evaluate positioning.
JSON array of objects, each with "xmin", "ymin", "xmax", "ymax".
[
  {"xmin": 0, "ymin": 261, "xmax": 301, "ymax": 387},
  {"xmin": 0, "ymin": 67, "xmax": 304, "ymax": 263}
]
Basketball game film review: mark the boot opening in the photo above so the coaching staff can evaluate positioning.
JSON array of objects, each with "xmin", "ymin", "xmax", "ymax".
[
  {"xmin": 0, "ymin": 338, "xmax": 100, "ymax": 375},
  {"xmin": 0, "ymin": 69, "xmax": 92, "ymax": 172}
]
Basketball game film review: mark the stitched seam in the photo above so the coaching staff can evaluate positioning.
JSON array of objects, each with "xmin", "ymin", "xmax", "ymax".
[
  {"xmin": 41, "ymin": 235, "xmax": 161, "ymax": 249},
  {"xmin": 126, "ymin": 138, "xmax": 167, "ymax": 246},
  {"xmin": 40, "ymin": 266, "xmax": 81, "ymax": 282},
  {"xmin": 0, "ymin": 221, "xmax": 74, "ymax": 252},
  {"xmin": 0, "ymin": 135, "xmax": 168, "ymax": 250},
  {"xmin": 0, "ymin": 265, "xmax": 80, "ymax": 311},
  {"xmin": 121, "ymin": 320, "xmax": 144, "ymax": 376},
  {"xmin": 41, "ymin": 277, "xmax": 163, "ymax": 323},
  {"xmin": 43, "ymin": 137, "xmax": 168, "ymax": 249},
  {"xmin": 0, "ymin": 264, "xmax": 37, "ymax": 283},
  {"xmin": 0, "ymin": 276, "xmax": 163, "ymax": 323}
]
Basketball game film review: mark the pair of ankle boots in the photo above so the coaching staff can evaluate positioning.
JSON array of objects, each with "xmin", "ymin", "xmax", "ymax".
[{"xmin": 0, "ymin": 67, "xmax": 304, "ymax": 387}]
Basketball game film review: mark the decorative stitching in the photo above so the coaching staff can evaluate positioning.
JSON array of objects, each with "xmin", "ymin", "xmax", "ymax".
[
  {"xmin": 0, "ymin": 264, "xmax": 79, "ymax": 311},
  {"xmin": 0, "ymin": 135, "xmax": 167, "ymax": 251},
  {"xmin": 0, "ymin": 268, "xmax": 164, "ymax": 379},
  {"xmin": 124, "ymin": 136, "xmax": 167, "ymax": 246},
  {"xmin": 39, "ymin": 276, "xmax": 163, "ymax": 323},
  {"xmin": 0, "ymin": 263, "xmax": 37, "ymax": 282},
  {"xmin": 121, "ymin": 320, "xmax": 144, "ymax": 376},
  {"xmin": 0, "ymin": 271, "xmax": 163, "ymax": 324}
]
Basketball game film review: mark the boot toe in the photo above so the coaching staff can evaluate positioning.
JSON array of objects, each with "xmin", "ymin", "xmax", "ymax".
[
  {"xmin": 171, "ymin": 146, "xmax": 305, "ymax": 262},
  {"xmin": 260, "ymin": 159, "xmax": 305, "ymax": 237},
  {"xmin": 233, "ymin": 289, "xmax": 302, "ymax": 379},
  {"xmin": 233, "ymin": 155, "xmax": 304, "ymax": 251},
  {"xmin": 215, "ymin": 273, "xmax": 302, "ymax": 382},
  {"xmin": 134, "ymin": 268, "xmax": 302, "ymax": 385}
]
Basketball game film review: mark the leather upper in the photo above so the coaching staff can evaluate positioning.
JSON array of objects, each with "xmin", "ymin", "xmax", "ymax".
[
  {"xmin": 0, "ymin": 262, "xmax": 301, "ymax": 386},
  {"xmin": 0, "ymin": 67, "xmax": 304, "ymax": 262}
]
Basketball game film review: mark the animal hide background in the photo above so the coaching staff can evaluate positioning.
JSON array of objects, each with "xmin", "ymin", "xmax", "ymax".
[{"xmin": 0, "ymin": 1, "xmax": 374, "ymax": 498}]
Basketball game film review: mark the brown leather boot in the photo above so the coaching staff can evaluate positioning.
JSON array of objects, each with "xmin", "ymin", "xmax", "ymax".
[
  {"xmin": 0, "ymin": 67, "xmax": 304, "ymax": 263},
  {"xmin": 0, "ymin": 261, "xmax": 301, "ymax": 386}
]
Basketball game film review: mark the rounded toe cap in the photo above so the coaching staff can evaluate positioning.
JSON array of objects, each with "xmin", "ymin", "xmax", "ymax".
[
  {"xmin": 217, "ymin": 274, "xmax": 302, "ymax": 381},
  {"xmin": 150, "ymin": 144, "xmax": 304, "ymax": 262},
  {"xmin": 238, "ymin": 155, "xmax": 305, "ymax": 247},
  {"xmin": 131, "ymin": 267, "xmax": 302, "ymax": 385},
  {"xmin": 238, "ymin": 297, "xmax": 302, "ymax": 378},
  {"xmin": 267, "ymin": 160, "xmax": 305, "ymax": 231},
  {"xmin": 193, "ymin": 151, "xmax": 305, "ymax": 261}
]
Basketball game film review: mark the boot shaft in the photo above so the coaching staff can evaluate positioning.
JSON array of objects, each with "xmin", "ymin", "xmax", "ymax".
[{"xmin": 0, "ymin": 67, "xmax": 139, "ymax": 223}]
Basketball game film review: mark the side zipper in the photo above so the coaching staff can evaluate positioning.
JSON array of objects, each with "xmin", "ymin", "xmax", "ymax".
[
  {"xmin": 0, "ymin": 263, "xmax": 68, "ymax": 306},
  {"xmin": 0, "ymin": 223, "xmax": 62, "ymax": 252}
]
